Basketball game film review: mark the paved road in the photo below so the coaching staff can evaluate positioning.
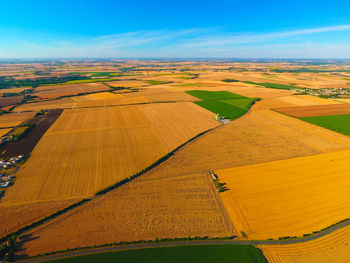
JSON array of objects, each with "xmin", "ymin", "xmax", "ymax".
[{"xmin": 19, "ymin": 219, "xmax": 350, "ymax": 262}]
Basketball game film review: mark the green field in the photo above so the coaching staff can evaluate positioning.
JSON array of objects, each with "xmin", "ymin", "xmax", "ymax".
[
  {"xmin": 46, "ymin": 245, "xmax": 267, "ymax": 263},
  {"xmin": 221, "ymin": 98, "xmax": 258, "ymax": 110},
  {"xmin": 243, "ymin": 81, "xmax": 298, "ymax": 90},
  {"xmin": 186, "ymin": 90, "xmax": 245, "ymax": 100},
  {"xmin": 186, "ymin": 90, "xmax": 258, "ymax": 119},
  {"xmin": 144, "ymin": 80, "xmax": 172, "ymax": 85},
  {"xmin": 300, "ymin": 114, "xmax": 350, "ymax": 136}
]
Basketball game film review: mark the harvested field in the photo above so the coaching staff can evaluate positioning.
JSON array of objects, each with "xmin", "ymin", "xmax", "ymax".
[
  {"xmin": 260, "ymin": 225, "xmax": 350, "ymax": 263},
  {"xmin": 106, "ymin": 80, "xmax": 145, "ymax": 88},
  {"xmin": 216, "ymin": 149, "xmax": 350, "ymax": 240},
  {"xmin": 295, "ymin": 95, "xmax": 342, "ymax": 105},
  {"xmin": 34, "ymin": 83, "xmax": 110, "ymax": 99},
  {"xmin": 0, "ymin": 96, "xmax": 23, "ymax": 107},
  {"xmin": 0, "ymin": 109, "xmax": 63, "ymax": 158},
  {"xmin": 0, "ymin": 200, "xmax": 77, "ymax": 237},
  {"xmin": 1, "ymin": 103, "xmax": 219, "ymax": 204},
  {"xmin": 0, "ymin": 128, "xmax": 11, "ymax": 138},
  {"xmin": 16, "ymin": 173, "xmax": 233, "ymax": 257},
  {"xmin": 255, "ymin": 95, "xmax": 342, "ymax": 110},
  {"xmin": 13, "ymin": 98, "xmax": 77, "ymax": 112},
  {"xmin": 0, "ymin": 87, "xmax": 31, "ymax": 94},
  {"xmin": 74, "ymin": 96, "xmax": 150, "ymax": 108},
  {"xmin": 0, "ymin": 112, "xmax": 35, "ymax": 128},
  {"xmin": 124, "ymin": 88, "xmax": 199, "ymax": 102},
  {"xmin": 80, "ymin": 92, "xmax": 124, "ymax": 100},
  {"xmin": 142, "ymin": 109, "xmax": 350, "ymax": 182},
  {"xmin": 274, "ymin": 104, "xmax": 350, "ymax": 117}
]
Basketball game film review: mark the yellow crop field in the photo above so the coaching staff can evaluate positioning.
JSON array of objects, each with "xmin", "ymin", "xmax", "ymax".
[
  {"xmin": 0, "ymin": 128, "xmax": 11, "ymax": 137},
  {"xmin": 13, "ymin": 98, "xmax": 76, "ymax": 112},
  {"xmin": 260, "ymin": 226, "xmax": 350, "ymax": 263},
  {"xmin": 74, "ymin": 96, "xmax": 150, "ymax": 108},
  {"xmin": 295, "ymin": 95, "xmax": 342, "ymax": 105},
  {"xmin": 1, "ymin": 102, "xmax": 219, "ymax": 205},
  {"xmin": 17, "ymin": 173, "xmax": 233, "ymax": 257},
  {"xmin": 80, "ymin": 92, "xmax": 124, "ymax": 100},
  {"xmin": 216, "ymin": 149, "xmax": 350, "ymax": 240},
  {"xmin": 0, "ymin": 112, "xmax": 35, "ymax": 127}
]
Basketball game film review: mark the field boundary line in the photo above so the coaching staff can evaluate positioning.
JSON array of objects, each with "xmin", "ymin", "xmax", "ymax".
[{"xmin": 205, "ymin": 173, "xmax": 237, "ymax": 236}]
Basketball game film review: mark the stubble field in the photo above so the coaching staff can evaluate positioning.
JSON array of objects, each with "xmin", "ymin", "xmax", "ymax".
[
  {"xmin": 260, "ymin": 225, "xmax": 350, "ymax": 263},
  {"xmin": 16, "ymin": 173, "xmax": 234, "ymax": 257},
  {"xmin": 0, "ymin": 102, "xmax": 219, "ymax": 205}
]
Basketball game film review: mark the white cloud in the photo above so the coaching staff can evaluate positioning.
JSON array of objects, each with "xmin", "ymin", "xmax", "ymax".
[{"xmin": 1, "ymin": 24, "xmax": 350, "ymax": 58}]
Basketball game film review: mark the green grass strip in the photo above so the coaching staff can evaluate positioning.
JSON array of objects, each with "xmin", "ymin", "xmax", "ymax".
[{"xmin": 46, "ymin": 245, "xmax": 267, "ymax": 263}]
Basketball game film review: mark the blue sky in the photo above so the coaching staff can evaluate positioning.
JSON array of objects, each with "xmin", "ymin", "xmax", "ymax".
[{"xmin": 1, "ymin": 0, "xmax": 350, "ymax": 58}]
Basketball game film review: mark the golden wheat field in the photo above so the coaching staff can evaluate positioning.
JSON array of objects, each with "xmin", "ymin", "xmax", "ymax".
[
  {"xmin": 216, "ymin": 149, "xmax": 350, "ymax": 240},
  {"xmin": 13, "ymin": 98, "xmax": 77, "ymax": 112},
  {"xmin": 0, "ymin": 112, "xmax": 36, "ymax": 127},
  {"xmin": 260, "ymin": 225, "xmax": 350, "ymax": 263},
  {"xmin": 0, "ymin": 102, "xmax": 219, "ymax": 205},
  {"xmin": 16, "ymin": 173, "xmax": 234, "ymax": 257},
  {"xmin": 142, "ymin": 109, "xmax": 350, "ymax": 183},
  {"xmin": 34, "ymin": 83, "xmax": 110, "ymax": 99},
  {"xmin": 0, "ymin": 200, "xmax": 78, "ymax": 237}
]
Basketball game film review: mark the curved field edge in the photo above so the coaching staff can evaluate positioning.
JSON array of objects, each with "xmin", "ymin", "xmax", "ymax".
[{"xmin": 27, "ymin": 244, "xmax": 268, "ymax": 263}]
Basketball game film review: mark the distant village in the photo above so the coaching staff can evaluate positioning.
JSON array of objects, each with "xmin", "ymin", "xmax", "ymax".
[{"xmin": 295, "ymin": 87, "xmax": 350, "ymax": 98}]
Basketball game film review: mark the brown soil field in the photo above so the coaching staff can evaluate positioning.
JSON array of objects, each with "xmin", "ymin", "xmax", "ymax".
[
  {"xmin": 0, "ymin": 112, "xmax": 35, "ymax": 128},
  {"xmin": 34, "ymin": 83, "xmax": 110, "ymax": 99},
  {"xmin": 0, "ymin": 96, "xmax": 23, "ymax": 107},
  {"xmin": 260, "ymin": 225, "xmax": 350, "ymax": 263},
  {"xmin": 0, "ymin": 109, "xmax": 63, "ymax": 158},
  {"xmin": 13, "ymin": 98, "xmax": 76, "ymax": 112},
  {"xmin": 1, "ymin": 103, "xmax": 219, "ymax": 205},
  {"xmin": 274, "ymin": 104, "xmax": 350, "ymax": 117},
  {"xmin": 0, "ymin": 200, "xmax": 77, "ymax": 237},
  {"xmin": 216, "ymin": 149, "xmax": 350, "ymax": 240},
  {"xmin": 16, "ymin": 173, "xmax": 233, "ymax": 257}
]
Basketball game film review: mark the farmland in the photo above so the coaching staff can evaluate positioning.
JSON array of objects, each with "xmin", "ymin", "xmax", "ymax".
[
  {"xmin": 47, "ymin": 245, "xmax": 267, "ymax": 263},
  {"xmin": 3, "ymin": 60, "xmax": 350, "ymax": 261},
  {"xmin": 33, "ymin": 83, "xmax": 111, "ymax": 99},
  {"xmin": 187, "ymin": 90, "xmax": 259, "ymax": 119},
  {"xmin": 0, "ymin": 102, "xmax": 219, "ymax": 204},
  {"xmin": 0, "ymin": 112, "xmax": 35, "ymax": 128},
  {"xmin": 216, "ymin": 149, "xmax": 350, "ymax": 240},
  {"xmin": 274, "ymin": 104, "xmax": 350, "ymax": 117},
  {"xmin": 301, "ymin": 114, "xmax": 350, "ymax": 136},
  {"xmin": 260, "ymin": 225, "xmax": 350, "ymax": 263},
  {"xmin": 15, "ymin": 173, "xmax": 233, "ymax": 257}
]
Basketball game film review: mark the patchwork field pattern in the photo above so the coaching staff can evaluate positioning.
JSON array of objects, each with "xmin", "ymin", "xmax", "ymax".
[
  {"xmin": 141, "ymin": 109, "xmax": 350, "ymax": 183},
  {"xmin": 260, "ymin": 225, "xmax": 350, "ymax": 263},
  {"xmin": 216, "ymin": 150, "xmax": 350, "ymax": 240},
  {"xmin": 1, "ymin": 102, "xmax": 219, "ymax": 204}
]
